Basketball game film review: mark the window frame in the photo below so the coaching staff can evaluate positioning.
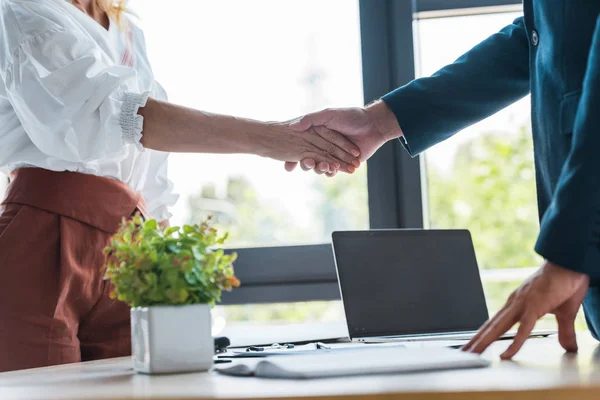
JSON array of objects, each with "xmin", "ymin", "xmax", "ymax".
[
  {"xmin": 220, "ymin": 0, "xmax": 522, "ymax": 305},
  {"xmin": 416, "ymin": 0, "xmax": 521, "ymax": 13}
]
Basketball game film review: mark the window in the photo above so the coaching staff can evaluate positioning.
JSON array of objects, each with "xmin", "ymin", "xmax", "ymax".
[
  {"xmin": 1, "ymin": 0, "xmax": 575, "ymax": 337},
  {"xmin": 133, "ymin": 0, "xmax": 364, "ymax": 331},
  {"xmin": 415, "ymin": 11, "xmax": 585, "ymax": 330},
  {"xmin": 134, "ymin": 0, "xmax": 367, "ymax": 247}
]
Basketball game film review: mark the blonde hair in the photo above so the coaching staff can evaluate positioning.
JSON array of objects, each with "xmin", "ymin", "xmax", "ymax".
[{"xmin": 97, "ymin": 0, "xmax": 128, "ymax": 26}]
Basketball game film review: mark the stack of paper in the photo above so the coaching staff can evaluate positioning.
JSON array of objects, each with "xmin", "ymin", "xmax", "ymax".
[{"xmin": 215, "ymin": 346, "xmax": 488, "ymax": 379}]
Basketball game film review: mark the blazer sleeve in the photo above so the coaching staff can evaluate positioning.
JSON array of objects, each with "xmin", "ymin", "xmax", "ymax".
[
  {"xmin": 535, "ymin": 16, "xmax": 600, "ymax": 278},
  {"xmin": 381, "ymin": 17, "xmax": 530, "ymax": 156}
]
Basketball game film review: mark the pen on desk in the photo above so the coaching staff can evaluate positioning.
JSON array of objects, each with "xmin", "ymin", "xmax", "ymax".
[{"xmin": 246, "ymin": 343, "xmax": 295, "ymax": 352}]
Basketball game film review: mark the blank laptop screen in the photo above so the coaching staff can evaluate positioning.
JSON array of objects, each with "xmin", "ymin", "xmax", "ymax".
[{"xmin": 332, "ymin": 230, "xmax": 489, "ymax": 339}]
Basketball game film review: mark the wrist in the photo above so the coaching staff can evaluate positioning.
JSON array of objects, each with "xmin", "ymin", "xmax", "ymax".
[
  {"xmin": 366, "ymin": 100, "xmax": 404, "ymax": 141},
  {"xmin": 247, "ymin": 121, "xmax": 282, "ymax": 158},
  {"xmin": 217, "ymin": 115, "xmax": 275, "ymax": 157},
  {"xmin": 543, "ymin": 260, "xmax": 590, "ymax": 282}
]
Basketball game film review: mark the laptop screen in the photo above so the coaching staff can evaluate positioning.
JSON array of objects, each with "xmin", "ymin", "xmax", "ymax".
[{"xmin": 332, "ymin": 230, "xmax": 489, "ymax": 339}]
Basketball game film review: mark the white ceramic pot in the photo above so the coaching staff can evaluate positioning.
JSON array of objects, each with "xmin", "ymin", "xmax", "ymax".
[{"xmin": 131, "ymin": 304, "xmax": 213, "ymax": 374}]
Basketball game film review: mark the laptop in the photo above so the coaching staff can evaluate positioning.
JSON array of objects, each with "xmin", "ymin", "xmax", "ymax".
[{"xmin": 331, "ymin": 229, "xmax": 555, "ymax": 343}]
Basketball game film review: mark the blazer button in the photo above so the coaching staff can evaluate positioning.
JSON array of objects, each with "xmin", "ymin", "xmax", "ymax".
[{"xmin": 531, "ymin": 30, "xmax": 539, "ymax": 46}]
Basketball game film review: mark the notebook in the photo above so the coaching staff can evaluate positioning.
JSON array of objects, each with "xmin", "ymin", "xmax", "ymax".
[{"xmin": 214, "ymin": 346, "xmax": 489, "ymax": 379}]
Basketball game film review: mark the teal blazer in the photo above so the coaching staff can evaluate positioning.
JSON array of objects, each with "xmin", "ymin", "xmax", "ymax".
[{"xmin": 382, "ymin": 2, "xmax": 600, "ymax": 335}]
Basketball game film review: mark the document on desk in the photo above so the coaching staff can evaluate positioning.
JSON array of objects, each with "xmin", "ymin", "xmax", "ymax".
[
  {"xmin": 222, "ymin": 342, "xmax": 405, "ymax": 358},
  {"xmin": 214, "ymin": 346, "xmax": 489, "ymax": 379}
]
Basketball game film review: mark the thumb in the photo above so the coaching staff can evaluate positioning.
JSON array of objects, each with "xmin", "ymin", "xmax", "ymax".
[
  {"xmin": 289, "ymin": 110, "xmax": 333, "ymax": 132},
  {"xmin": 556, "ymin": 312, "xmax": 578, "ymax": 352}
]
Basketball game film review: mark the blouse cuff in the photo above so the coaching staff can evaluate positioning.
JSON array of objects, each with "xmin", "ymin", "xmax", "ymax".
[{"xmin": 120, "ymin": 91, "xmax": 151, "ymax": 149}]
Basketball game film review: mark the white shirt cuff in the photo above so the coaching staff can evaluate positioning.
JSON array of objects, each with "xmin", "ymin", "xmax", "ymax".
[{"xmin": 120, "ymin": 91, "xmax": 151, "ymax": 149}]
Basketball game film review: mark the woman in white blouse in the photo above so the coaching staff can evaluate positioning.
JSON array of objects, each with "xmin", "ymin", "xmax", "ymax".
[{"xmin": 0, "ymin": 0, "xmax": 361, "ymax": 372}]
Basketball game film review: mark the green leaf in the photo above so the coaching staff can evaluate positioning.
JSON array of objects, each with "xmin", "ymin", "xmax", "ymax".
[
  {"xmin": 216, "ymin": 232, "xmax": 229, "ymax": 245},
  {"xmin": 167, "ymin": 243, "xmax": 181, "ymax": 253},
  {"xmin": 145, "ymin": 219, "xmax": 158, "ymax": 231},
  {"xmin": 132, "ymin": 214, "xmax": 143, "ymax": 226},
  {"xmin": 165, "ymin": 269, "xmax": 179, "ymax": 285},
  {"xmin": 184, "ymin": 272, "xmax": 197, "ymax": 285},
  {"xmin": 192, "ymin": 245, "xmax": 204, "ymax": 260},
  {"xmin": 164, "ymin": 226, "xmax": 179, "ymax": 236}
]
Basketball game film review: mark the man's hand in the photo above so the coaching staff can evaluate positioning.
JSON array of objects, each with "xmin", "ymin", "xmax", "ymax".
[
  {"xmin": 285, "ymin": 101, "xmax": 402, "ymax": 177},
  {"xmin": 463, "ymin": 261, "xmax": 589, "ymax": 359}
]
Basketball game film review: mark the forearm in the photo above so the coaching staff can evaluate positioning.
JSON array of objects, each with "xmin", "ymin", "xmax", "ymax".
[
  {"xmin": 138, "ymin": 98, "xmax": 275, "ymax": 157},
  {"xmin": 138, "ymin": 98, "xmax": 360, "ymax": 171}
]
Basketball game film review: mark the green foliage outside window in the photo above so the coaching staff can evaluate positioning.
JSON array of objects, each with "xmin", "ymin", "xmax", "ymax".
[{"xmin": 427, "ymin": 126, "xmax": 541, "ymax": 270}]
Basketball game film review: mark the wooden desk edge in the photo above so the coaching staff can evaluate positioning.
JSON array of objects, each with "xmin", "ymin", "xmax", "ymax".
[{"xmin": 97, "ymin": 387, "xmax": 600, "ymax": 400}]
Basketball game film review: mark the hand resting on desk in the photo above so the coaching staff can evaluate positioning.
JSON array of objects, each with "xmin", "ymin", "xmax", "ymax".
[{"xmin": 462, "ymin": 261, "xmax": 589, "ymax": 359}]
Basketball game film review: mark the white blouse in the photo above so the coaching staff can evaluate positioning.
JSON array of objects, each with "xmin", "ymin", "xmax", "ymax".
[{"xmin": 0, "ymin": 0, "xmax": 178, "ymax": 221}]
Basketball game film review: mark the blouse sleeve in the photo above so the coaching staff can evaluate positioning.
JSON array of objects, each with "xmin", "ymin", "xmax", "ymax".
[
  {"xmin": 2, "ymin": 27, "xmax": 150, "ymax": 163},
  {"xmin": 141, "ymin": 79, "xmax": 178, "ymax": 222},
  {"xmin": 142, "ymin": 149, "xmax": 179, "ymax": 222}
]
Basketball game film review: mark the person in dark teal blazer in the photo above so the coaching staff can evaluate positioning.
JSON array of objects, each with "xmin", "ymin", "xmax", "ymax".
[{"xmin": 286, "ymin": 2, "xmax": 600, "ymax": 358}]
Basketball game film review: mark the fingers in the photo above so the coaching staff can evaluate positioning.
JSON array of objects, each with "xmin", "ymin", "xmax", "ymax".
[
  {"xmin": 313, "ymin": 126, "xmax": 361, "ymax": 158},
  {"xmin": 284, "ymin": 162, "xmax": 298, "ymax": 172},
  {"xmin": 464, "ymin": 306, "xmax": 518, "ymax": 354},
  {"xmin": 500, "ymin": 315, "xmax": 536, "ymax": 360},
  {"xmin": 301, "ymin": 159, "xmax": 316, "ymax": 171},
  {"xmin": 315, "ymin": 162, "xmax": 330, "ymax": 174},
  {"xmin": 304, "ymin": 159, "xmax": 345, "ymax": 176},
  {"xmin": 309, "ymin": 138, "xmax": 358, "ymax": 171},
  {"xmin": 289, "ymin": 110, "xmax": 334, "ymax": 132},
  {"xmin": 462, "ymin": 321, "xmax": 492, "ymax": 353},
  {"xmin": 463, "ymin": 306, "xmax": 513, "ymax": 352},
  {"xmin": 301, "ymin": 151, "xmax": 355, "ymax": 174},
  {"xmin": 286, "ymin": 115, "xmax": 360, "ymax": 175},
  {"xmin": 464, "ymin": 263, "xmax": 588, "ymax": 360},
  {"xmin": 286, "ymin": 159, "xmax": 340, "ymax": 176},
  {"xmin": 303, "ymin": 129, "xmax": 358, "ymax": 172},
  {"xmin": 556, "ymin": 313, "xmax": 579, "ymax": 353}
]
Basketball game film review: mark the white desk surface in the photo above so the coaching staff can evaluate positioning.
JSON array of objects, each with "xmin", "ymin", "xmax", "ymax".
[{"xmin": 2, "ymin": 333, "xmax": 600, "ymax": 400}]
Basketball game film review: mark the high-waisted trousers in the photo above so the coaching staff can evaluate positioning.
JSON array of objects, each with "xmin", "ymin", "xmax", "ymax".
[{"xmin": 0, "ymin": 168, "xmax": 147, "ymax": 372}]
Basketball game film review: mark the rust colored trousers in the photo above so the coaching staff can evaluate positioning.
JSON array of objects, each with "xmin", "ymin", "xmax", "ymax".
[{"xmin": 0, "ymin": 168, "xmax": 147, "ymax": 372}]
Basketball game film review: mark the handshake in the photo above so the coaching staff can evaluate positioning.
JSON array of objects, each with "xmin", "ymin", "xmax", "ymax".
[{"xmin": 272, "ymin": 101, "xmax": 403, "ymax": 177}]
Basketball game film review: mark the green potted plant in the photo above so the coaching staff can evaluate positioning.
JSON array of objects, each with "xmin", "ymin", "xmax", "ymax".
[{"xmin": 104, "ymin": 215, "xmax": 239, "ymax": 374}]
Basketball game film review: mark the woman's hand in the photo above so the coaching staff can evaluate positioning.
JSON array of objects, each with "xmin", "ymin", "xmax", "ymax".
[{"xmin": 260, "ymin": 123, "xmax": 361, "ymax": 174}]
